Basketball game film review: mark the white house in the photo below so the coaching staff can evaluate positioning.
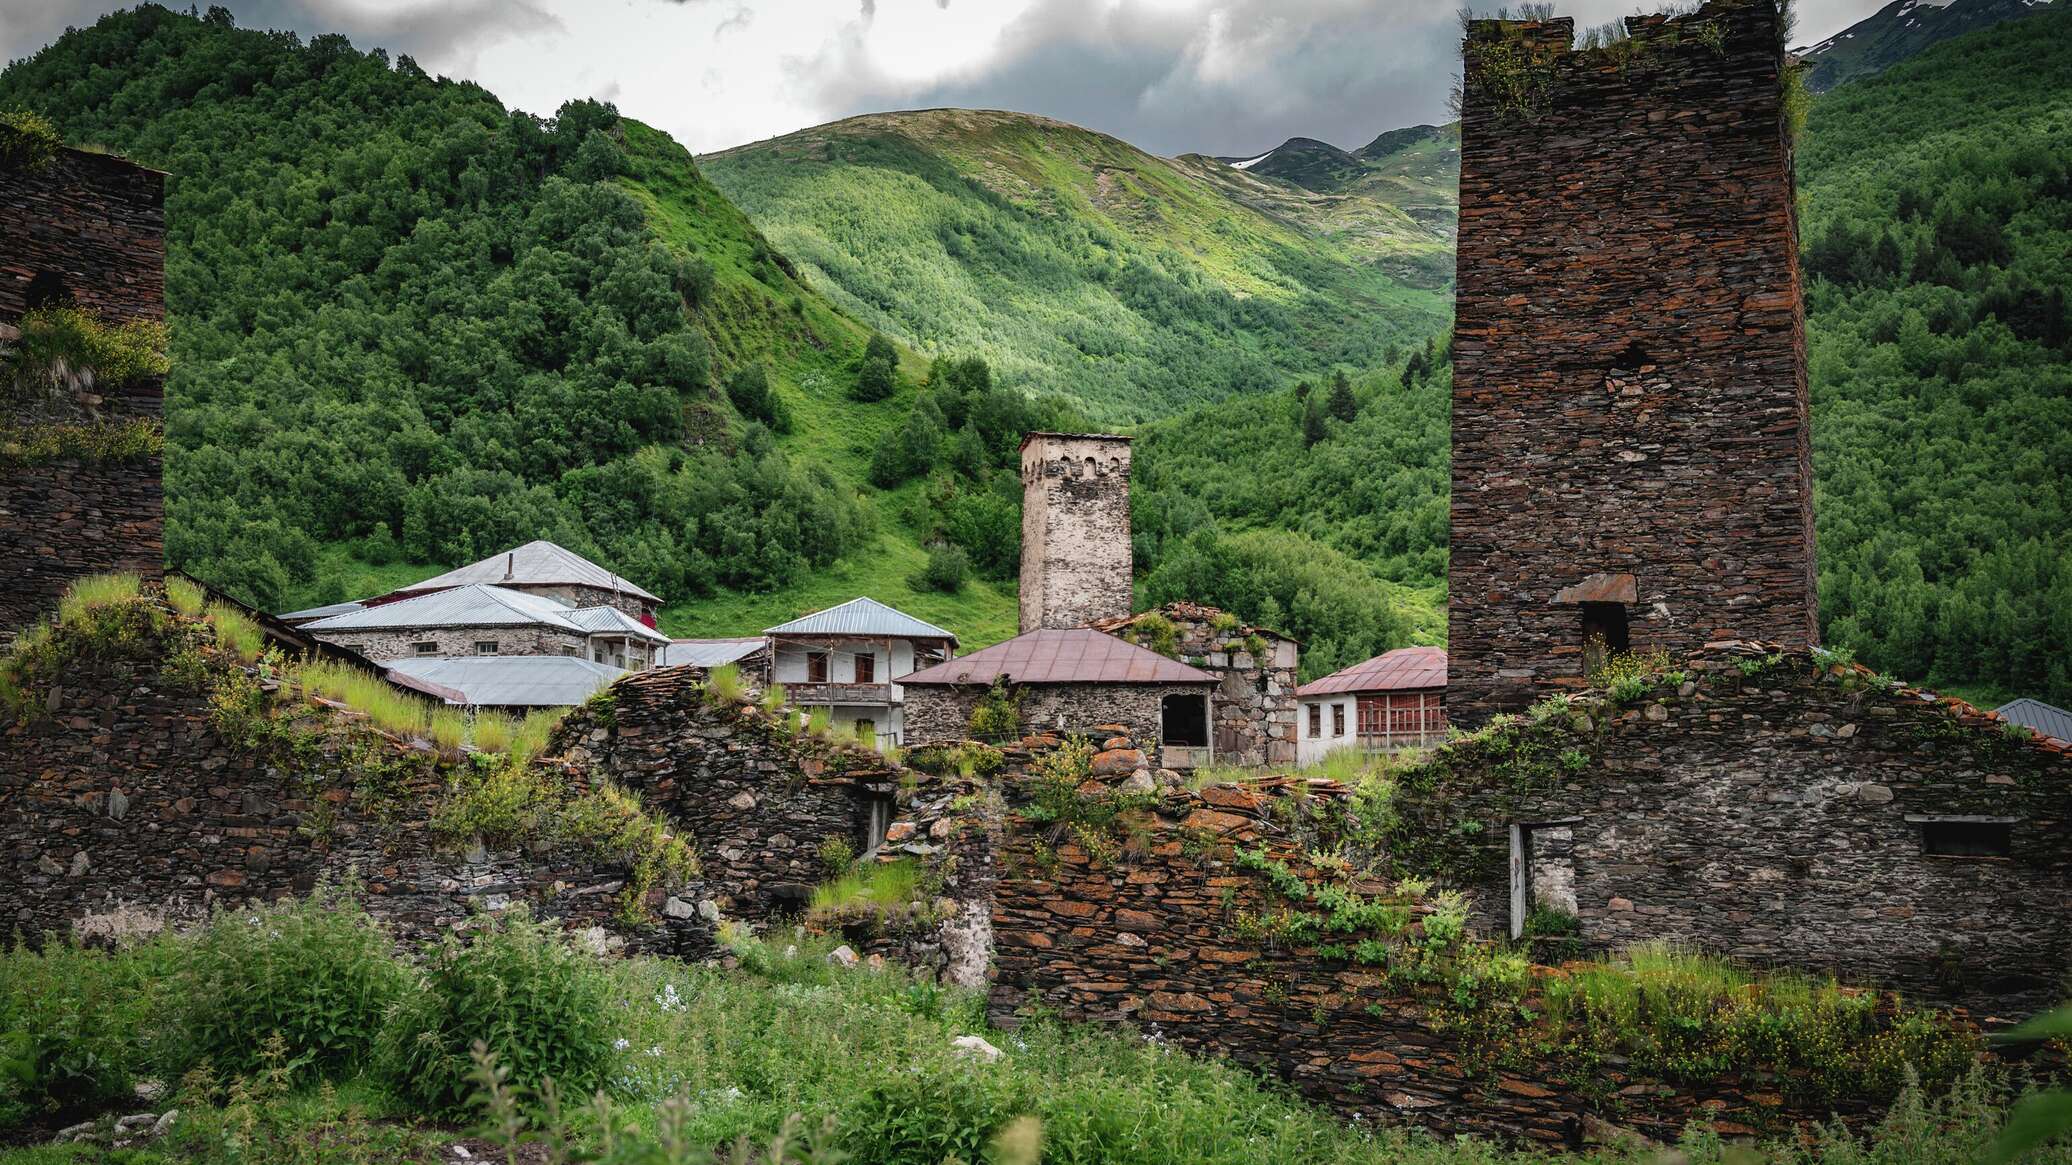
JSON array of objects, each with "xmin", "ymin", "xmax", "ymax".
[
  {"xmin": 764, "ymin": 597, "xmax": 957, "ymax": 746},
  {"xmin": 1296, "ymin": 646, "xmax": 1448, "ymax": 765}
]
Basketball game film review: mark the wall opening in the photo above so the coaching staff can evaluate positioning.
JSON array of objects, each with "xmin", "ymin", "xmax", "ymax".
[
  {"xmin": 1919, "ymin": 819, "xmax": 2014, "ymax": 859},
  {"xmin": 854, "ymin": 653, "xmax": 876, "ymax": 683},
  {"xmin": 861, "ymin": 793, "xmax": 895, "ymax": 858},
  {"xmin": 1580, "ymin": 601, "xmax": 1630, "ymax": 676},
  {"xmin": 24, "ymin": 271, "xmax": 71, "ymax": 311},
  {"xmin": 806, "ymin": 651, "xmax": 829, "ymax": 683},
  {"xmin": 1161, "ymin": 693, "xmax": 1209, "ymax": 747},
  {"xmin": 1509, "ymin": 820, "xmax": 1581, "ymax": 939}
]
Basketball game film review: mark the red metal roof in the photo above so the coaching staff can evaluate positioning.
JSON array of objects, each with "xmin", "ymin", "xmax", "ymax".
[
  {"xmin": 1297, "ymin": 646, "xmax": 1447, "ymax": 697},
  {"xmin": 898, "ymin": 628, "xmax": 1217, "ymax": 686}
]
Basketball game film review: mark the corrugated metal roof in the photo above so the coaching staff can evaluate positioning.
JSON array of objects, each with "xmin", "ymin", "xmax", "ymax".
[
  {"xmin": 1996, "ymin": 698, "xmax": 2072, "ymax": 745},
  {"xmin": 280, "ymin": 599, "xmax": 367, "ymax": 623},
  {"xmin": 899, "ymin": 628, "xmax": 1216, "ymax": 686},
  {"xmin": 566, "ymin": 604, "xmax": 671, "ymax": 644},
  {"xmin": 303, "ymin": 584, "xmax": 585, "ymax": 633},
  {"xmin": 385, "ymin": 656, "xmax": 625, "ymax": 708},
  {"xmin": 659, "ymin": 637, "xmax": 767, "ymax": 668},
  {"xmin": 1298, "ymin": 646, "xmax": 1448, "ymax": 697},
  {"xmin": 764, "ymin": 596, "xmax": 958, "ymax": 643},
  {"xmin": 392, "ymin": 540, "xmax": 661, "ymax": 604}
]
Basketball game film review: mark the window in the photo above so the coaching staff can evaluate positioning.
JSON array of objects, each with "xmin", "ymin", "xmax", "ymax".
[
  {"xmin": 559, "ymin": 646, "xmax": 576, "ymax": 657},
  {"xmin": 1160, "ymin": 693, "xmax": 1209, "ymax": 747},
  {"xmin": 1307, "ymin": 703, "xmax": 1322, "ymax": 737},
  {"xmin": 474, "ymin": 641, "xmax": 499, "ymax": 655},
  {"xmin": 1916, "ymin": 818, "xmax": 2014, "ymax": 858},
  {"xmin": 1332, "ymin": 704, "xmax": 1346, "ymax": 737},
  {"xmin": 24, "ymin": 271, "xmax": 69, "ymax": 310},
  {"xmin": 1580, "ymin": 602, "xmax": 1630, "ymax": 676},
  {"xmin": 854, "ymin": 653, "xmax": 876, "ymax": 683},
  {"xmin": 806, "ymin": 651, "xmax": 829, "ymax": 683},
  {"xmin": 413, "ymin": 641, "xmax": 439, "ymax": 655},
  {"xmin": 338, "ymin": 644, "xmax": 364, "ymax": 655}
]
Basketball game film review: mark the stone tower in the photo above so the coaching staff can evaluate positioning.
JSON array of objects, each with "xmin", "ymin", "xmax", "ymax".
[
  {"xmin": 1019, "ymin": 432, "xmax": 1132, "ymax": 633},
  {"xmin": 1447, "ymin": 0, "xmax": 1817, "ymax": 723},
  {"xmin": 0, "ymin": 135, "xmax": 168, "ymax": 630}
]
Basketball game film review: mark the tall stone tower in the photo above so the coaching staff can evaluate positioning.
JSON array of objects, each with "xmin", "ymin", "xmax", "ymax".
[
  {"xmin": 1447, "ymin": 0, "xmax": 1817, "ymax": 723},
  {"xmin": 0, "ymin": 134, "xmax": 168, "ymax": 630},
  {"xmin": 1019, "ymin": 432, "xmax": 1132, "ymax": 633}
]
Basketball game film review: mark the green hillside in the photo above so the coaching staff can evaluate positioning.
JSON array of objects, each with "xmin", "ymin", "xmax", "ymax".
[
  {"xmin": 0, "ymin": 6, "xmax": 1022, "ymax": 646},
  {"xmin": 1136, "ymin": 4, "xmax": 2072, "ymax": 705},
  {"xmin": 700, "ymin": 109, "xmax": 1452, "ymax": 422}
]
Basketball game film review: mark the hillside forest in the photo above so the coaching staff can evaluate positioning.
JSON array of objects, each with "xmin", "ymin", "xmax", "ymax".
[{"xmin": 0, "ymin": 3, "xmax": 2066, "ymax": 703}]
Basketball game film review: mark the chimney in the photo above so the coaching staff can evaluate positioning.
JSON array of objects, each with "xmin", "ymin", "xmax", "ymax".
[
  {"xmin": 504, "ymin": 552, "xmax": 514, "ymax": 581},
  {"xmin": 1018, "ymin": 432, "xmax": 1132, "ymax": 633}
]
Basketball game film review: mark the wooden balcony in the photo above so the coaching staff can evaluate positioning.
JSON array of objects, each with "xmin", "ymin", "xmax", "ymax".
[{"xmin": 783, "ymin": 682, "xmax": 894, "ymax": 706}]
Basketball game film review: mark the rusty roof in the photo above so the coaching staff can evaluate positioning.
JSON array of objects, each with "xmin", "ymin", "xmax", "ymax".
[
  {"xmin": 898, "ymin": 628, "xmax": 1216, "ymax": 686},
  {"xmin": 1297, "ymin": 646, "xmax": 1447, "ymax": 697}
]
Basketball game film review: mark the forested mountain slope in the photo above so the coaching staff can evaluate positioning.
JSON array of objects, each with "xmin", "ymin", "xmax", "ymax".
[
  {"xmin": 1796, "ymin": 0, "xmax": 2061, "ymax": 92},
  {"xmin": 0, "ymin": 6, "xmax": 1032, "ymax": 644},
  {"xmin": 700, "ymin": 109, "xmax": 1452, "ymax": 421},
  {"xmin": 1137, "ymin": 4, "xmax": 2072, "ymax": 704}
]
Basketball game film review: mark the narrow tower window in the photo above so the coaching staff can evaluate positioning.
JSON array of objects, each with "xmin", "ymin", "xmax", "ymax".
[{"xmin": 1580, "ymin": 602, "xmax": 1629, "ymax": 676}]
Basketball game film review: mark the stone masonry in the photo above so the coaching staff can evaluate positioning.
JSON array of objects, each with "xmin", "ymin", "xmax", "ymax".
[
  {"xmin": 1018, "ymin": 432, "xmax": 1132, "ymax": 633},
  {"xmin": 2, "ymin": 145, "xmax": 168, "ymax": 631},
  {"xmin": 904, "ymin": 681, "xmax": 1214, "ymax": 760},
  {"xmin": 319, "ymin": 624, "xmax": 591, "ymax": 663},
  {"xmin": 1448, "ymin": 0, "xmax": 1818, "ymax": 723},
  {"xmin": 1090, "ymin": 602, "xmax": 1300, "ymax": 767}
]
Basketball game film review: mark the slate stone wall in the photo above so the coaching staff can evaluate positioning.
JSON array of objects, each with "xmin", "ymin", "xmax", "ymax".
[
  {"xmin": 307, "ymin": 624, "xmax": 591, "ymax": 663},
  {"xmin": 0, "ymin": 645, "xmax": 710, "ymax": 956},
  {"xmin": 904, "ymin": 681, "xmax": 1216, "ymax": 764},
  {"xmin": 1400, "ymin": 643, "xmax": 2072, "ymax": 1012},
  {"xmin": 1019, "ymin": 434, "xmax": 1132, "ymax": 633},
  {"xmin": 1447, "ymin": 0, "xmax": 1818, "ymax": 723},
  {"xmin": 0, "ymin": 460, "xmax": 163, "ymax": 632},
  {"xmin": 982, "ymin": 769, "xmax": 1882, "ymax": 1145},
  {"xmin": 2, "ymin": 148, "xmax": 169, "ymax": 632}
]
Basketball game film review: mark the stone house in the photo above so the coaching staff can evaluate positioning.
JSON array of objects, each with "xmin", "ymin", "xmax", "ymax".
[
  {"xmin": 383, "ymin": 655, "xmax": 625, "ymax": 711},
  {"xmin": 1296, "ymin": 646, "xmax": 1448, "ymax": 764},
  {"xmin": 301, "ymin": 583, "xmax": 668, "ymax": 669},
  {"xmin": 899, "ymin": 627, "xmax": 1220, "ymax": 765},
  {"xmin": 764, "ymin": 597, "xmax": 957, "ymax": 746},
  {"xmin": 1089, "ymin": 602, "xmax": 1300, "ymax": 767},
  {"xmin": 369, "ymin": 539, "xmax": 662, "ymax": 622}
]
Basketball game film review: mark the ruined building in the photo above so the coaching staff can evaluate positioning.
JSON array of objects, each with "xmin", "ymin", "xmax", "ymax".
[
  {"xmin": 1446, "ymin": 0, "xmax": 1818, "ymax": 722},
  {"xmin": 1, "ymin": 137, "xmax": 167, "ymax": 629},
  {"xmin": 1018, "ymin": 432, "xmax": 1132, "ymax": 633}
]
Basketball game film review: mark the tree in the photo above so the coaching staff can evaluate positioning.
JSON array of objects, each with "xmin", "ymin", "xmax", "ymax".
[
  {"xmin": 1301, "ymin": 394, "xmax": 1326, "ymax": 447},
  {"xmin": 1326, "ymin": 368, "xmax": 1357, "ymax": 423},
  {"xmin": 910, "ymin": 541, "xmax": 969, "ymax": 593},
  {"xmin": 853, "ymin": 332, "xmax": 899, "ymax": 402}
]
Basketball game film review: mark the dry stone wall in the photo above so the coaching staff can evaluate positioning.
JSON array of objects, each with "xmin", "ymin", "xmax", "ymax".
[
  {"xmin": 1448, "ymin": 0, "xmax": 1818, "ymax": 722},
  {"xmin": 1395, "ymin": 643, "xmax": 2072, "ymax": 1012},
  {"xmin": 904, "ymin": 681, "xmax": 1214, "ymax": 762},
  {"xmin": 1091, "ymin": 602, "xmax": 1300, "ymax": 767},
  {"xmin": 0, "ymin": 460, "xmax": 163, "ymax": 632}
]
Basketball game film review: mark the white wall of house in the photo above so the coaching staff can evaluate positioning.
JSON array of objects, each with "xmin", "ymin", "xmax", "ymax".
[
  {"xmin": 1296, "ymin": 694, "xmax": 1359, "ymax": 766},
  {"xmin": 771, "ymin": 638, "xmax": 929, "ymax": 744}
]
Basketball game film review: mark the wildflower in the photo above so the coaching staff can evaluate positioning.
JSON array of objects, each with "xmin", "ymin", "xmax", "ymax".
[{"xmin": 613, "ymin": 1038, "xmax": 630, "ymax": 1051}]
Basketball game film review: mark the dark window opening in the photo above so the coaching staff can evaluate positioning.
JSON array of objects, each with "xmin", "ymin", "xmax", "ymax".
[
  {"xmin": 854, "ymin": 653, "xmax": 875, "ymax": 683},
  {"xmin": 1921, "ymin": 820, "xmax": 2013, "ymax": 859},
  {"xmin": 1608, "ymin": 339, "xmax": 1650, "ymax": 370},
  {"xmin": 24, "ymin": 271, "xmax": 71, "ymax": 311},
  {"xmin": 1307, "ymin": 703, "xmax": 1322, "ymax": 736},
  {"xmin": 806, "ymin": 651, "xmax": 829, "ymax": 683},
  {"xmin": 1332, "ymin": 704, "xmax": 1346, "ymax": 737},
  {"xmin": 1581, "ymin": 602, "xmax": 1630, "ymax": 677},
  {"xmin": 1161, "ymin": 693, "xmax": 1209, "ymax": 747}
]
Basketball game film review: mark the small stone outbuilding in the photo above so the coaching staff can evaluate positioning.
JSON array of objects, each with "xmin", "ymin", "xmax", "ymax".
[
  {"xmin": 899, "ymin": 628, "xmax": 1219, "ymax": 766},
  {"xmin": 1089, "ymin": 602, "xmax": 1300, "ymax": 767}
]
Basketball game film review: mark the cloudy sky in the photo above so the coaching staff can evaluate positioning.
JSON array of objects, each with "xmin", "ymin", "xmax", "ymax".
[{"xmin": 2, "ymin": 0, "xmax": 1886, "ymax": 158}]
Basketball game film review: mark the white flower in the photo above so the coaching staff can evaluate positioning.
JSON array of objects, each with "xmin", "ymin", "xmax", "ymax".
[
  {"xmin": 613, "ymin": 1038, "xmax": 630, "ymax": 1052},
  {"xmin": 646, "ymin": 1045, "xmax": 663, "ymax": 1057},
  {"xmin": 654, "ymin": 983, "xmax": 685, "ymax": 1012}
]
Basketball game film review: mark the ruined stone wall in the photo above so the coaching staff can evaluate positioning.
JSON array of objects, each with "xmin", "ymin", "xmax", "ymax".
[
  {"xmin": 1018, "ymin": 433, "xmax": 1132, "ymax": 633},
  {"xmin": 983, "ymin": 774, "xmax": 1882, "ymax": 1145},
  {"xmin": 2, "ymin": 148, "xmax": 168, "ymax": 632},
  {"xmin": 0, "ymin": 460, "xmax": 163, "ymax": 632},
  {"xmin": 1448, "ymin": 0, "xmax": 1818, "ymax": 723},
  {"xmin": 307, "ymin": 624, "xmax": 589, "ymax": 663},
  {"xmin": 554, "ymin": 666, "xmax": 902, "ymax": 922},
  {"xmin": 1397, "ymin": 644, "xmax": 2072, "ymax": 1012},
  {"xmin": 1091, "ymin": 603, "xmax": 1300, "ymax": 767},
  {"xmin": 904, "ymin": 681, "xmax": 1215, "ymax": 763},
  {"xmin": 0, "ymin": 642, "xmax": 710, "ymax": 956}
]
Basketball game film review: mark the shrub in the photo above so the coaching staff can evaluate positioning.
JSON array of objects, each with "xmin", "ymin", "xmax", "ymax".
[
  {"xmin": 1127, "ymin": 613, "xmax": 1180, "ymax": 657},
  {"xmin": 910, "ymin": 542, "xmax": 969, "ymax": 593},
  {"xmin": 703, "ymin": 663, "xmax": 748, "ymax": 706},
  {"xmin": 0, "ymin": 107, "xmax": 60, "ymax": 171},
  {"xmin": 169, "ymin": 892, "xmax": 408, "ymax": 1082},
  {"xmin": 818, "ymin": 834, "xmax": 857, "ymax": 874},
  {"xmin": 377, "ymin": 911, "xmax": 615, "ymax": 1117},
  {"xmin": 0, "ymin": 938, "xmax": 168, "ymax": 1126},
  {"xmin": 968, "ymin": 679, "xmax": 1021, "ymax": 742},
  {"xmin": 842, "ymin": 1058, "xmax": 1031, "ymax": 1165}
]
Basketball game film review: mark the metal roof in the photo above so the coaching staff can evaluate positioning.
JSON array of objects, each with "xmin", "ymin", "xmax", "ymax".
[
  {"xmin": 659, "ymin": 637, "xmax": 767, "ymax": 668},
  {"xmin": 280, "ymin": 599, "xmax": 367, "ymax": 623},
  {"xmin": 1297, "ymin": 646, "xmax": 1448, "ymax": 698},
  {"xmin": 1996, "ymin": 698, "xmax": 2072, "ymax": 745},
  {"xmin": 391, "ymin": 540, "xmax": 661, "ymax": 604},
  {"xmin": 384, "ymin": 656, "xmax": 625, "ymax": 708},
  {"xmin": 303, "ymin": 584, "xmax": 586, "ymax": 633},
  {"xmin": 565, "ymin": 604, "xmax": 671, "ymax": 644},
  {"xmin": 899, "ymin": 628, "xmax": 1216, "ymax": 686},
  {"xmin": 764, "ymin": 596, "xmax": 958, "ymax": 643}
]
